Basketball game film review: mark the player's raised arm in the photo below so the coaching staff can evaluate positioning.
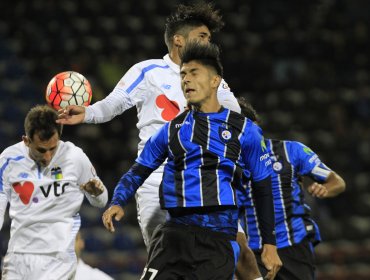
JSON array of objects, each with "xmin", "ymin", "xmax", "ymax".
[{"xmin": 56, "ymin": 105, "xmax": 86, "ymax": 125}]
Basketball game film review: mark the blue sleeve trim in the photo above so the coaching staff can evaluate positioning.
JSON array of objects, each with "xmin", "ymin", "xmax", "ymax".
[
  {"xmin": 126, "ymin": 64, "xmax": 170, "ymax": 94},
  {"xmin": 0, "ymin": 156, "xmax": 25, "ymax": 191}
]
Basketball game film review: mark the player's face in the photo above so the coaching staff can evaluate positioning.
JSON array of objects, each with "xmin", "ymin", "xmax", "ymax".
[
  {"xmin": 185, "ymin": 25, "xmax": 211, "ymax": 45},
  {"xmin": 23, "ymin": 131, "xmax": 59, "ymax": 167},
  {"xmin": 180, "ymin": 61, "xmax": 219, "ymax": 107}
]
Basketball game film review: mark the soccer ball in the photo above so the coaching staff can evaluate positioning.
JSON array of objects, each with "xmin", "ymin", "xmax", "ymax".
[{"xmin": 45, "ymin": 71, "xmax": 92, "ymax": 110}]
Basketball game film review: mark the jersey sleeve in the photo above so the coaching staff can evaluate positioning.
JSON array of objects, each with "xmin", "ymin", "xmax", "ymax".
[
  {"xmin": 73, "ymin": 148, "xmax": 100, "ymax": 186},
  {"xmin": 136, "ymin": 123, "xmax": 169, "ymax": 169},
  {"xmin": 240, "ymin": 122, "xmax": 272, "ymax": 182},
  {"xmin": 73, "ymin": 147, "xmax": 108, "ymax": 207},
  {"xmin": 216, "ymin": 79, "xmax": 241, "ymax": 113},
  {"xmin": 0, "ymin": 152, "xmax": 11, "ymax": 230},
  {"xmin": 110, "ymin": 124, "xmax": 169, "ymax": 207},
  {"xmin": 289, "ymin": 141, "xmax": 331, "ymax": 183},
  {"xmin": 84, "ymin": 63, "xmax": 147, "ymax": 124}
]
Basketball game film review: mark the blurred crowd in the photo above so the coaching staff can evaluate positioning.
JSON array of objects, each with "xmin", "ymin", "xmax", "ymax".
[{"xmin": 0, "ymin": 0, "xmax": 369, "ymax": 279}]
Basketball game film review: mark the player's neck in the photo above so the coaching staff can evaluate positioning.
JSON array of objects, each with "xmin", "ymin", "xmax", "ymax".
[
  {"xmin": 169, "ymin": 49, "xmax": 181, "ymax": 65},
  {"xmin": 193, "ymin": 100, "xmax": 221, "ymax": 113}
]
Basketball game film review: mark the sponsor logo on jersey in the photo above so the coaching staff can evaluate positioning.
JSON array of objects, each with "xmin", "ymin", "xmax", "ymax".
[
  {"xmin": 18, "ymin": 172, "xmax": 29, "ymax": 179},
  {"xmin": 12, "ymin": 181, "xmax": 34, "ymax": 205},
  {"xmin": 175, "ymin": 121, "xmax": 190, "ymax": 128},
  {"xmin": 161, "ymin": 84, "xmax": 171, "ymax": 90},
  {"xmin": 51, "ymin": 166, "xmax": 63, "ymax": 180},
  {"xmin": 303, "ymin": 146, "xmax": 314, "ymax": 155},
  {"xmin": 261, "ymin": 138, "xmax": 267, "ymax": 152},
  {"xmin": 156, "ymin": 94, "xmax": 180, "ymax": 121},
  {"xmin": 40, "ymin": 182, "xmax": 70, "ymax": 198},
  {"xmin": 259, "ymin": 153, "xmax": 269, "ymax": 161}
]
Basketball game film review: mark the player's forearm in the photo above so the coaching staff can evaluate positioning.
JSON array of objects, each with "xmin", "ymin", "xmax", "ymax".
[
  {"xmin": 252, "ymin": 176, "xmax": 276, "ymax": 245},
  {"xmin": 85, "ymin": 186, "xmax": 108, "ymax": 208},
  {"xmin": 84, "ymin": 89, "xmax": 132, "ymax": 124},
  {"xmin": 110, "ymin": 163, "xmax": 154, "ymax": 207},
  {"xmin": 323, "ymin": 172, "xmax": 346, "ymax": 197}
]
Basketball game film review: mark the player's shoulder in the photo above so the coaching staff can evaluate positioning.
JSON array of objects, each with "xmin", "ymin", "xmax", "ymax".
[
  {"xmin": 284, "ymin": 140, "xmax": 311, "ymax": 152},
  {"xmin": 0, "ymin": 142, "xmax": 26, "ymax": 160},
  {"xmin": 133, "ymin": 58, "xmax": 168, "ymax": 70},
  {"xmin": 59, "ymin": 141, "xmax": 86, "ymax": 158},
  {"xmin": 168, "ymin": 110, "xmax": 191, "ymax": 129}
]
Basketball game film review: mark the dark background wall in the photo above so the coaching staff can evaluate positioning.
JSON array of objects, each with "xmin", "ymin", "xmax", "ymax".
[{"xmin": 0, "ymin": 0, "xmax": 369, "ymax": 279}]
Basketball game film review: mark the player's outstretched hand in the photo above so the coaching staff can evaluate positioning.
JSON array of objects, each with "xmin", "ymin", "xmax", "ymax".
[
  {"xmin": 80, "ymin": 178, "xmax": 104, "ymax": 196},
  {"xmin": 307, "ymin": 182, "xmax": 328, "ymax": 198},
  {"xmin": 261, "ymin": 244, "xmax": 282, "ymax": 280},
  {"xmin": 56, "ymin": 105, "xmax": 85, "ymax": 125},
  {"xmin": 102, "ymin": 205, "xmax": 125, "ymax": 233}
]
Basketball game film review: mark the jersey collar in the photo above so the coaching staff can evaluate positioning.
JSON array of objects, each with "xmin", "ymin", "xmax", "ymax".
[{"xmin": 163, "ymin": 54, "xmax": 180, "ymax": 74}]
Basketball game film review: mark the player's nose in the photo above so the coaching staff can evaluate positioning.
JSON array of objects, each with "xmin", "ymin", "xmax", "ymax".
[{"xmin": 43, "ymin": 151, "xmax": 54, "ymax": 164}]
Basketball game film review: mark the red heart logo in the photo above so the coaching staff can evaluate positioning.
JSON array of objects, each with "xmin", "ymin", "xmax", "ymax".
[
  {"xmin": 12, "ymin": 181, "xmax": 35, "ymax": 205},
  {"xmin": 156, "ymin": 94, "xmax": 180, "ymax": 121}
]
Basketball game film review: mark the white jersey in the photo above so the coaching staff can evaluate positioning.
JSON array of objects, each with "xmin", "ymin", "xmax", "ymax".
[
  {"xmin": 84, "ymin": 54, "xmax": 241, "ymax": 155},
  {"xmin": 0, "ymin": 141, "xmax": 108, "ymax": 254},
  {"xmin": 74, "ymin": 259, "xmax": 114, "ymax": 280}
]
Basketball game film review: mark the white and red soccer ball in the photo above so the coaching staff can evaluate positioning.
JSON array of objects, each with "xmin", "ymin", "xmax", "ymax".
[{"xmin": 45, "ymin": 71, "xmax": 92, "ymax": 110}]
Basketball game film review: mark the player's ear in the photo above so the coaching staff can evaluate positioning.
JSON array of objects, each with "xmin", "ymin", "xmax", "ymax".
[
  {"xmin": 22, "ymin": 135, "xmax": 30, "ymax": 146},
  {"xmin": 211, "ymin": 74, "xmax": 221, "ymax": 89},
  {"xmin": 173, "ymin": 34, "xmax": 184, "ymax": 47}
]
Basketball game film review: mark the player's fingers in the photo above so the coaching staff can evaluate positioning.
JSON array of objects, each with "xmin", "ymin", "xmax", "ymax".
[
  {"xmin": 312, "ymin": 184, "xmax": 326, "ymax": 197},
  {"xmin": 102, "ymin": 211, "xmax": 115, "ymax": 233},
  {"xmin": 308, "ymin": 183, "xmax": 318, "ymax": 193},
  {"xmin": 316, "ymin": 187, "xmax": 328, "ymax": 198},
  {"xmin": 264, "ymin": 270, "xmax": 274, "ymax": 280},
  {"xmin": 115, "ymin": 209, "xmax": 125, "ymax": 221}
]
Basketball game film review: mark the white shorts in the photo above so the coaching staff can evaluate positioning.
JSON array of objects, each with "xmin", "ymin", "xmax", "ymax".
[
  {"xmin": 1, "ymin": 252, "xmax": 77, "ymax": 280},
  {"xmin": 135, "ymin": 172, "xmax": 167, "ymax": 250}
]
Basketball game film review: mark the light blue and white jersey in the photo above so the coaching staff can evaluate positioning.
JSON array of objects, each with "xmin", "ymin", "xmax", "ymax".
[
  {"xmin": 0, "ymin": 141, "xmax": 107, "ymax": 254},
  {"xmin": 84, "ymin": 54, "xmax": 240, "ymax": 155}
]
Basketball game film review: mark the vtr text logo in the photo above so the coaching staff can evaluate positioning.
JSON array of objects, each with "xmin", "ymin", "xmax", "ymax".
[
  {"xmin": 40, "ymin": 182, "xmax": 70, "ymax": 197},
  {"xmin": 12, "ymin": 181, "xmax": 70, "ymax": 205}
]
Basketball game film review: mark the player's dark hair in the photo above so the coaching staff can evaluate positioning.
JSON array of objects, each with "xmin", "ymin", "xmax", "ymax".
[
  {"xmin": 180, "ymin": 42, "xmax": 223, "ymax": 76},
  {"xmin": 237, "ymin": 97, "xmax": 261, "ymax": 124},
  {"xmin": 164, "ymin": 1, "xmax": 224, "ymax": 49},
  {"xmin": 24, "ymin": 105, "xmax": 63, "ymax": 141}
]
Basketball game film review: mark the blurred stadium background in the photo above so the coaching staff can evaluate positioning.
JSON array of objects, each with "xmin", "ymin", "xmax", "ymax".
[{"xmin": 0, "ymin": 0, "xmax": 369, "ymax": 279}]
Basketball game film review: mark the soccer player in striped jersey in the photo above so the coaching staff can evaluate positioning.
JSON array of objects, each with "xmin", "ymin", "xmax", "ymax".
[
  {"xmin": 102, "ymin": 42, "xmax": 277, "ymax": 280},
  {"xmin": 237, "ymin": 97, "xmax": 346, "ymax": 280},
  {"xmin": 57, "ymin": 2, "xmax": 241, "ymax": 252},
  {"xmin": 0, "ymin": 105, "xmax": 108, "ymax": 279}
]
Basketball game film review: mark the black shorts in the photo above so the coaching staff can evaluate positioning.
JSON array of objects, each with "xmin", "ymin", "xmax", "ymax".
[
  {"xmin": 140, "ymin": 222, "xmax": 240, "ymax": 280},
  {"xmin": 254, "ymin": 239, "xmax": 315, "ymax": 280}
]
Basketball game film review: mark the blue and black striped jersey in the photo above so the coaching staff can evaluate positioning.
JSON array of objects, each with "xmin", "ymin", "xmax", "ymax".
[
  {"xmin": 241, "ymin": 139, "xmax": 331, "ymax": 249},
  {"xmin": 110, "ymin": 107, "xmax": 272, "ymax": 208},
  {"xmin": 110, "ymin": 107, "xmax": 273, "ymax": 235},
  {"xmin": 136, "ymin": 107, "xmax": 272, "ymax": 209}
]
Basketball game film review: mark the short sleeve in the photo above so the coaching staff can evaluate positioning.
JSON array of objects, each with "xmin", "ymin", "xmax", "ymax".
[
  {"xmin": 289, "ymin": 141, "xmax": 331, "ymax": 182},
  {"xmin": 241, "ymin": 121, "xmax": 272, "ymax": 182},
  {"xmin": 136, "ymin": 123, "xmax": 169, "ymax": 169}
]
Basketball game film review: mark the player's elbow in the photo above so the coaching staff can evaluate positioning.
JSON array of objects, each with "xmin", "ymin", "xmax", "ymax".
[
  {"xmin": 330, "ymin": 172, "xmax": 346, "ymax": 196},
  {"xmin": 336, "ymin": 174, "xmax": 346, "ymax": 194}
]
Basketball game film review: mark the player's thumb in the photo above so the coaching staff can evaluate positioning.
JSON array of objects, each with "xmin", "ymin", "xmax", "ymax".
[{"xmin": 115, "ymin": 210, "xmax": 124, "ymax": 221}]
